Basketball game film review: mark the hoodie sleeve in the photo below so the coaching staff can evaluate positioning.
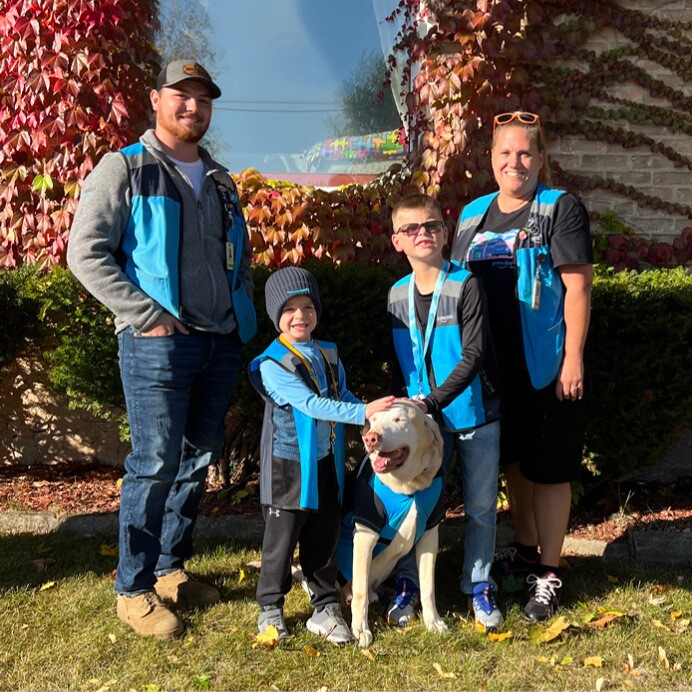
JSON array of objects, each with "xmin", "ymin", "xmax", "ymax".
[{"xmin": 66, "ymin": 152, "xmax": 164, "ymax": 332}]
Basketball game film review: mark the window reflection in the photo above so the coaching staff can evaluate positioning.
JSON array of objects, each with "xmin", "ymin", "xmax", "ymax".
[{"xmin": 155, "ymin": 0, "xmax": 406, "ymax": 186}]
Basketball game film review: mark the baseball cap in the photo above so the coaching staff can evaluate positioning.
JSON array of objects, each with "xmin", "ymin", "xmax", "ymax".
[{"xmin": 156, "ymin": 59, "xmax": 222, "ymax": 99}]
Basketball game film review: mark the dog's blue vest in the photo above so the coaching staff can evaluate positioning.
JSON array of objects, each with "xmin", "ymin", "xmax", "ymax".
[
  {"xmin": 119, "ymin": 142, "xmax": 256, "ymax": 343},
  {"xmin": 451, "ymin": 184, "xmax": 566, "ymax": 389},
  {"xmin": 249, "ymin": 339, "xmax": 345, "ymax": 511},
  {"xmin": 389, "ymin": 262, "xmax": 488, "ymax": 431},
  {"xmin": 337, "ymin": 457, "xmax": 444, "ymax": 582}
]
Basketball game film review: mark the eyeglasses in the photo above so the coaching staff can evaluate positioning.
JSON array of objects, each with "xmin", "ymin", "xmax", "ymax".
[
  {"xmin": 395, "ymin": 220, "xmax": 445, "ymax": 237},
  {"xmin": 493, "ymin": 112, "xmax": 540, "ymax": 133}
]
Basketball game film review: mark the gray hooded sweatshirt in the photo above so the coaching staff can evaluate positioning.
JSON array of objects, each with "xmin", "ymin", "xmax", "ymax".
[{"xmin": 67, "ymin": 129, "xmax": 253, "ymax": 334}]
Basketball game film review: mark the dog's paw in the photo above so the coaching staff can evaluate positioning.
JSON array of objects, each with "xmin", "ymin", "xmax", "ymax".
[
  {"xmin": 355, "ymin": 628, "xmax": 373, "ymax": 648},
  {"xmin": 424, "ymin": 616, "xmax": 448, "ymax": 633}
]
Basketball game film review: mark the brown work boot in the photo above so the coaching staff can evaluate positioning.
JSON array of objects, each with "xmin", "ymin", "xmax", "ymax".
[
  {"xmin": 155, "ymin": 569, "xmax": 221, "ymax": 608},
  {"xmin": 116, "ymin": 592, "xmax": 184, "ymax": 638}
]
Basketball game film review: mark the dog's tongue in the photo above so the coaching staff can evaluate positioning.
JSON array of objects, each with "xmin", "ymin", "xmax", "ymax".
[{"xmin": 372, "ymin": 449, "xmax": 405, "ymax": 473}]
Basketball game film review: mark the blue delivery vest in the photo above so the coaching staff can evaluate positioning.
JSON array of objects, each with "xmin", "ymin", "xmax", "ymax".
[
  {"xmin": 118, "ymin": 142, "xmax": 256, "ymax": 343},
  {"xmin": 248, "ymin": 339, "xmax": 346, "ymax": 511},
  {"xmin": 451, "ymin": 184, "xmax": 566, "ymax": 390}
]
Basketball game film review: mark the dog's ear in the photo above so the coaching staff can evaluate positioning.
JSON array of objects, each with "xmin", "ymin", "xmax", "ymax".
[{"xmin": 423, "ymin": 415, "xmax": 444, "ymax": 461}]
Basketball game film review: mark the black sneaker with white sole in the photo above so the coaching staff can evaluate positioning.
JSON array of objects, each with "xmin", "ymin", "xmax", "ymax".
[{"xmin": 524, "ymin": 572, "xmax": 562, "ymax": 622}]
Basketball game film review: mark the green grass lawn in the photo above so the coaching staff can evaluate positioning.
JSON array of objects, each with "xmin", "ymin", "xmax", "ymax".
[{"xmin": 0, "ymin": 531, "xmax": 689, "ymax": 691}]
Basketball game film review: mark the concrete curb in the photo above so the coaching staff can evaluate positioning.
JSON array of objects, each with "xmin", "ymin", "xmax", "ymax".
[{"xmin": 1, "ymin": 510, "xmax": 690, "ymax": 564}]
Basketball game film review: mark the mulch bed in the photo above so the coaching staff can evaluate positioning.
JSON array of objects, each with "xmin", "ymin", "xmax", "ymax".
[{"xmin": 1, "ymin": 460, "xmax": 690, "ymax": 543}]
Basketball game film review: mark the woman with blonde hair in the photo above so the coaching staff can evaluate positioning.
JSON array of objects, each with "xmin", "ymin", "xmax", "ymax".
[{"xmin": 451, "ymin": 112, "xmax": 593, "ymax": 621}]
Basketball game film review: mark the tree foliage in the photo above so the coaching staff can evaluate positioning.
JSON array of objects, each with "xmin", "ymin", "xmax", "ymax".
[{"xmin": 0, "ymin": 0, "xmax": 157, "ymax": 268}]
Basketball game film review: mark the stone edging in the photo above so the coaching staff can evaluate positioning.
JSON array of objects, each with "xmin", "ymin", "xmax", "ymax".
[{"xmin": 1, "ymin": 511, "xmax": 690, "ymax": 565}]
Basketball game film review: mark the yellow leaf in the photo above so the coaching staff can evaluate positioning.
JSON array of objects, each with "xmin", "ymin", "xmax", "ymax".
[
  {"xmin": 560, "ymin": 656, "xmax": 574, "ymax": 666},
  {"xmin": 488, "ymin": 631, "xmax": 513, "ymax": 642},
  {"xmin": 183, "ymin": 636, "xmax": 195, "ymax": 648},
  {"xmin": 670, "ymin": 611, "xmax": 683, "ymax": 620},
  {"xmin": 432, "ymin": 663, "xmax": 457, "ymax": 679},
  {"xmin": 39, "ymin": 581, "xmax": 56, "ymax": 591},
  {"xmin": 107, "ymin": 633, "xmax": 116, "ymax": 644},
  {"xmin": 595, "ymin": 677, "xmax": 605, "ymax": 692},
  {"xmin": 303, "ymin": 645, "xmax": 320, "ymax": 657},
  {"xmin": 474, "ymin": 620, "xmax": 486, "ymax": 633},
  {"xmin": 532, "ymin": 616, "xmax": 570, "ymax": 643},
  {"xmin": 361, "ymin": 649, "xmax": 376, "ymax": 661},
  {"xmin": 658, "ymin": 646, "xmax": 670, "ymax": 669},
  {"xmin": 607, "ymin": 575, "xmax": 619, "ymax": 584},
  {"xmin": 584, "ymin": 656, "xmax": 605, "ymax": 668},
  {"xmin": 238, "ymin": 568, "xmax": 246, "ymax": 585},
  {"xmin": 652, "ymin": 619, "xmax": 672, "ymax": 632},
  {"xmin": 253, "ymin": 626, "xmax": 279, "ymax": 648},
  {"xmin": 100, "ymin": 544, "xmax": 118, "ymax": 557}
]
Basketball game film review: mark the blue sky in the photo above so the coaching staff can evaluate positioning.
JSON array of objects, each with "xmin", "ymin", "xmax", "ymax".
[{"xmin": 201, "ymin": 0, "xmax": 388, "ymax": 171}]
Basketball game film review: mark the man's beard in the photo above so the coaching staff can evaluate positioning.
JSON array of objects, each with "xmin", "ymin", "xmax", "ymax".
[{"xmin": 157, "ymin": 111, "xmax": 209, "ymax": 144}]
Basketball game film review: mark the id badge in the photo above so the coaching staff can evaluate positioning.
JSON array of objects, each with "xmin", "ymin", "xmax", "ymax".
[{"xmin": 226, "ymin": 242, "xmax": 234, "ymax": 271}]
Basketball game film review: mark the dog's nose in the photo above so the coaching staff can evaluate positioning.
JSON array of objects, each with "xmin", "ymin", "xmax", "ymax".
[{"xmin": 363, "ymin": 430, "xmax": 380, "ymax": 450}]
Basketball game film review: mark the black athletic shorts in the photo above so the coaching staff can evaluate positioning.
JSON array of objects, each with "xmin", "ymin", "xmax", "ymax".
[{"xmin": 500, "ymin": 376, "xmax": 585, "ymax": 484}]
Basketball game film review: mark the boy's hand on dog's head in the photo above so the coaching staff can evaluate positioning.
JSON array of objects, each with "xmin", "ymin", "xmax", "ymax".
[{"xmin": 365, "ymin": 395, "xmax": 396, "ymax": 420}]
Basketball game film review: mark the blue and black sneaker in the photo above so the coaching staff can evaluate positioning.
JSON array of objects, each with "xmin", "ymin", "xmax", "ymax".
[
  {"xmin": 469, "ymin": 582, "xmax": 504, "ymax": 631},
  {"xmin": 386, "ymin": 577, "xmax": 420, "ymax": 627}
]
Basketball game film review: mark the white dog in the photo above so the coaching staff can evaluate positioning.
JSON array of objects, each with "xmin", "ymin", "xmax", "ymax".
[{"xmin": 339, "ymin": 400, "xmax": 448, "ymax": 648}]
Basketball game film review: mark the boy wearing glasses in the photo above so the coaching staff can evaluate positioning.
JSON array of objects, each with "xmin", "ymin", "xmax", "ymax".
[{"xmin": 387, "ymin": 194, "xmax": 504, "ymax": 630}]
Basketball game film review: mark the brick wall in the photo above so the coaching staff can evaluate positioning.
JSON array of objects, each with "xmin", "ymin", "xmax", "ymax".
[{"xmin": 549, "ymin": 1, "xmax": 691, "ymax": 240}]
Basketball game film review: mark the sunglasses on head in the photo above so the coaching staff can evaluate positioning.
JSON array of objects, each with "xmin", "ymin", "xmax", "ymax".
[
  {"xmin": 493, "ymin": 111, "xmax": 540, "ymax": 133},
  {"xmin": 395, "ymin": 220, "xmax": 445, "ymax": 237}
]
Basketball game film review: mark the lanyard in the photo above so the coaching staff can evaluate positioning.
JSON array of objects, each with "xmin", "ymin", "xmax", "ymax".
[
  {"xmin": 277, "ymin": 335, "xmax": 340, "ymax": 446},
  {"xmin": 408, "ymin": 260, "xmax": 450, "ymax": 396}
]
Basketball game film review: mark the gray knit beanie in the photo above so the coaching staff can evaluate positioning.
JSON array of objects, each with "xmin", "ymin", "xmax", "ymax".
[{"xmin": 265, "ymin": 267, "xmax": 321, "ymax": 332}]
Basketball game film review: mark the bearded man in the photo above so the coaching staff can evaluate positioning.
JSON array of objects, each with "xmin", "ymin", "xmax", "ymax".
[{"xmin": 68, "ymin": 60, "xmax": 256, "ymax": 637}]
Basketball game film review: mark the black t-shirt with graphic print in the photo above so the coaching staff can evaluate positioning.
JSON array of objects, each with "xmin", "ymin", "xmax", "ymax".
[{"xmin": 466, "ymin": 192, "xmax": 593, "ymax": 385}]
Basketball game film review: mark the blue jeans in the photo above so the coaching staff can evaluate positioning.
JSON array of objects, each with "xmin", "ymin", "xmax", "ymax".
[
  {"xmin": 115, "ymin": 328, "xmax": 242, "ymax": 595},
  {"xmin": 396, "ymin": 420, "xmax": 500, "ymax": 595}
]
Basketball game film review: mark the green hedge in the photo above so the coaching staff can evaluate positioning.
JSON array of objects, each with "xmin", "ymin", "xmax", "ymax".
[{"xmin": 2, "ymin": 263, "xmax": 690, "ymax": 484}]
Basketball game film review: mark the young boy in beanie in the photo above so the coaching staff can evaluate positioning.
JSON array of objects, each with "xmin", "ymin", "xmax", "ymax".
[
  {"xmin": 249, "ymin": 267, "xmax": 394, "ymax": 644},
  {"xmin": 387, "ymin": 194, "xmax": 504, "ymax": 631}
]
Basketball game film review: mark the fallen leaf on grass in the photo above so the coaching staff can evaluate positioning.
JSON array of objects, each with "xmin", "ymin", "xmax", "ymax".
[
  {"xmin": 584, "ymin": 656, "xmax": 605, "ymax": 668},
  {"xmin": 658, "ymin": 646, "xmax": 670, "ymax": 669},
  {"xmin": 531, "ymin": 616, "xmax": 570, "ymax": 643},
  {"xmin": 588, "ymin": 612, "xmax": 623, "ymax": 629},
  {"xmin": 606, "ymin": 575, "xmax": 619, "ymax": 584},
  {"xmin": 673, "ymin": 619, "xmax": 689, "ymax": 634},
  {"xmin": 623, "ymin": 654, "xmax": 643, "ymax": 676},
  {"xmin": 183, "ymin": 636, "xmax": 196, "ymax": 648},
  {"xmin": 107, "ymin": 633, "xmax": 116, "ymax": 644},
  {"xmin": 536, "ymin": 655, "xmax": 573, "ymax": 667},
  {"xmin": 238, "ymin": 568, "xmax": 246, "ymax": 585},
  {"xmin": 143, "ymin": 685, "xmax": 163, "ymax": 692},
  {"xmin": 595, "ymin": 677, "xmax": 605, "ymax": 692},
  {"xmin": 246, "ymin": 560, "xmax": 262, "ymax": 570},
  {"xmin": 651, "ymin": 584, "xmax": 672, "ymax": 594},
  {"xmin": 39, "ymin": 581, "xmax": 56, "ymax": 591},
  {"xmin": 433, "ymin": 663, "xmax": 457, "ymax": 679},
  {"xmin": 253, "ymin": 626, "xmax": 279, "ymax": 648},
  {"xmin": 487, "ymin": 631, "xmax": 512, "ymax": 642},
  {"xmin": 652, "ymin": 619, "xmax": 672, "ymax": 632},
  {"xmin": 670, "ymin": 611, "xmax": 684, "ymax": 620},
  {"xmin": 648, "ymin": 595, "xmax": 667, "ymax": 606},
  {"xmin": 100, "ymin": 544, "xmax": 118, "ymax": 557},
  {"xmin": 304, "ymin": 645, "xmax": 320, "ymax": 657},
  {"xmin": 361, "ymin": 649, "xmax": 376, "ymax": 661}
]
